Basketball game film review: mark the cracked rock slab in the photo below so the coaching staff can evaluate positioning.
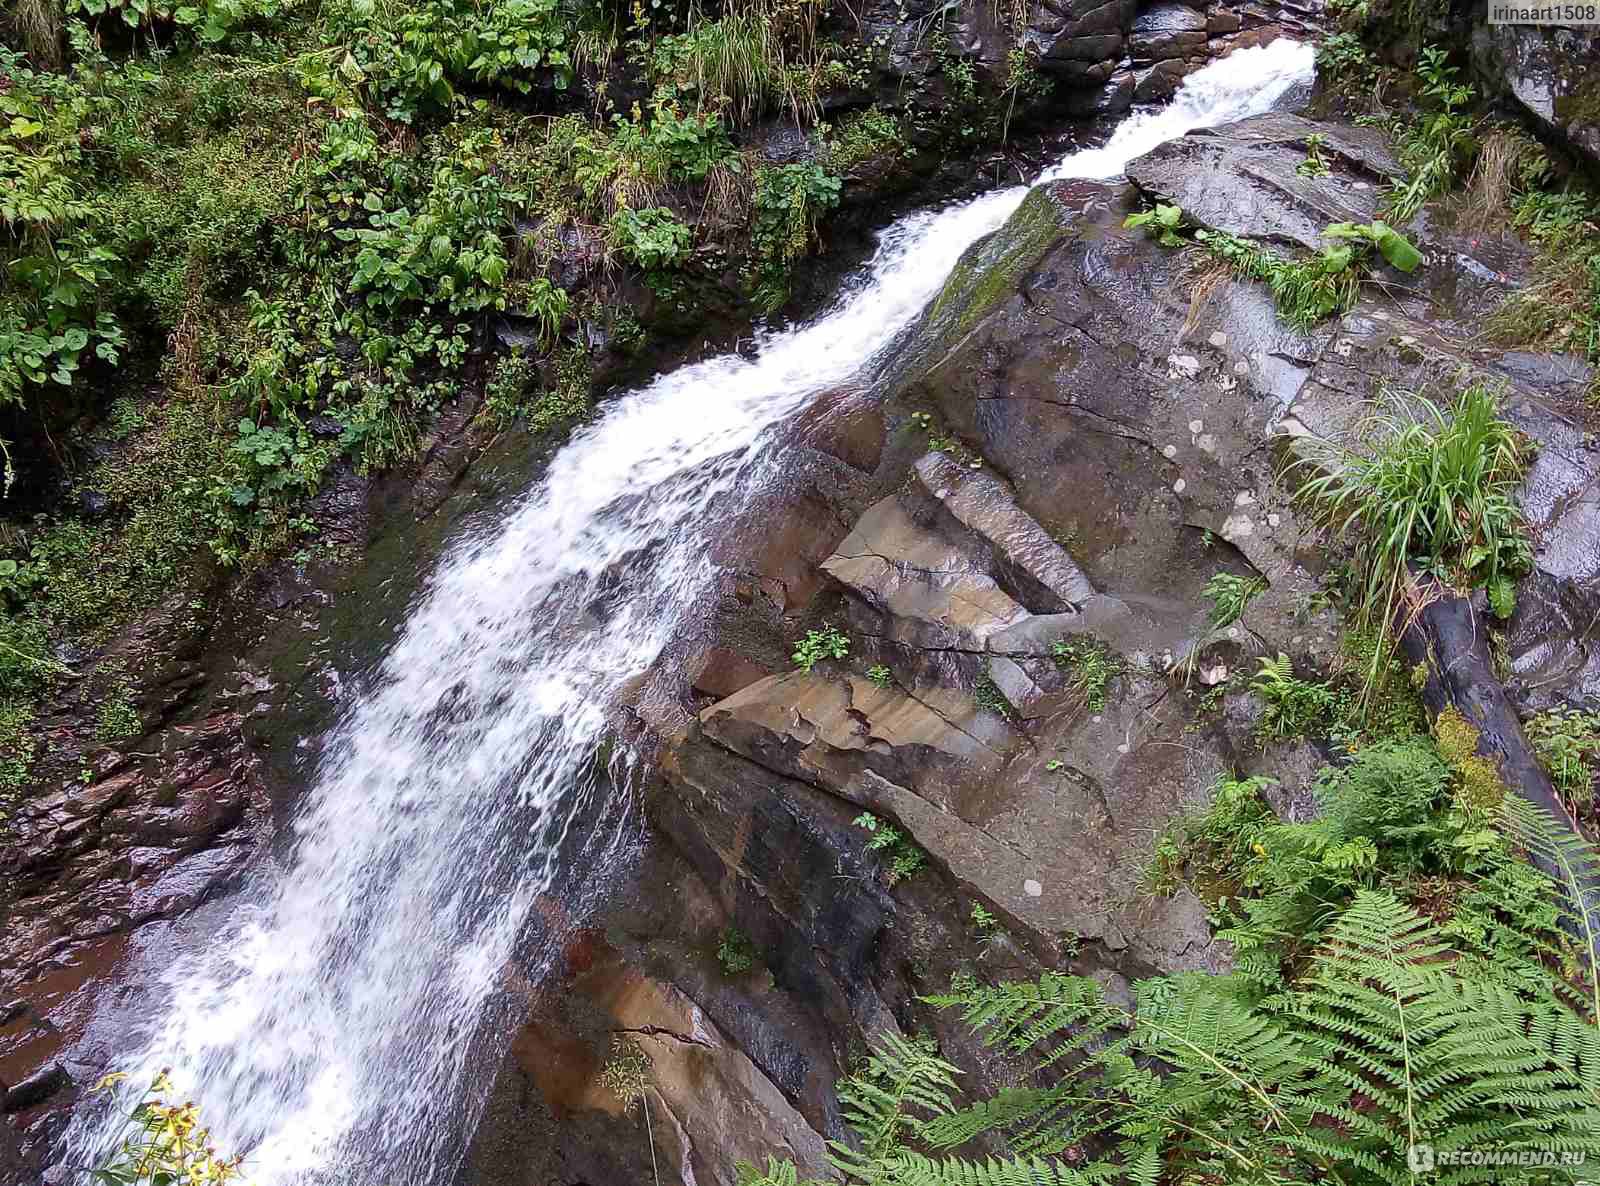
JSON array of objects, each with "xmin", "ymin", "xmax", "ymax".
[{"xmin": 820, "ymin": 497, "xmax": 1031, "ymax": 649}]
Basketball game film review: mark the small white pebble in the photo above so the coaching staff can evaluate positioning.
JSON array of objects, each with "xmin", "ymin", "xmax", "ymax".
[
  {"xmin": 1173, "ymin": 478, "xmax": 1187, "ymax": 494},
  {"xmin": 1208, "ymin": 330, "xmax": 1228, "ymax": 348},
  {"xmin": 1188, "ymin": 419, "xmax": 1204, "ymax": 434},
  {"xmin": 1116, "ymin": 743, "xmax": 1130, "ymax": 755},
  {"xmin": 1353, "ymin": 181, "xmax": 1369, "ymax": 190},
  {"xmin": 1234, "ymin": 360, "xmax": 1249, "ymax": 376},
  {"xmin": 1091, "ymin": 714, "xmax": 1103, "ymax": 724},
  {"xmin": 1223, "ymin": 513, "xmax": 1254, "ymax": 539},
  {"xmin": 1227, "ymin": 626, "xmax": 1241, "ymax": 639},
  {"xmin": 1267, "ymin": 512, "xmax": 1281, "ymax": 527},
  {"xmin": 1234, "ymin": 490, "xmax": 1256, "ymax": 507},
  {"xmin": 1023, "ymin": 879, "xmax": 1043, "ymax": 898},
  {"xmin": 1162, "ymin": 444, "xmax": 1178, "ymax": 458},
  {"xmin": 1196, "ymin": 434, "xmax": 1217, "ymax": 453}
]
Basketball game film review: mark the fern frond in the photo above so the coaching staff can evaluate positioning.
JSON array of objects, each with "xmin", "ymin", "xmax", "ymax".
[
  {"xmin": 1288, "ymin": 890, "xmax": 1600, "ymax": 1181},
  {"xmin": 830, "ymin": 1033, "xmax": 962, "ymax": 1179},
  {"xmin": 1499, "ymin": 794, "xmax": 1600, "ymax": 1018},
  {"xmin": 735, "ymin": 1157, "xmax": 829, "ymax": 1186},
  {"xmin": 925, "ymin": 972, "xmax": 1128, "ymax": 1066},
  {"xmin": 867, "ymin": 1150, "xmax": 1110, "ymax": 1186}
]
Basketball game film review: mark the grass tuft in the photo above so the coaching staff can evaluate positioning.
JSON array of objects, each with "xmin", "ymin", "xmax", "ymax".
[{"xmin": 1295, "ymin": 382, "xmax": 1530, "ymax": 693}]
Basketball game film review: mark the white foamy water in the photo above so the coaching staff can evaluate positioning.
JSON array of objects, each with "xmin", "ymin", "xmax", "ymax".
[{"xmin": 69, "ymin": 39, "xmax": 1312, "ymax": 1185}]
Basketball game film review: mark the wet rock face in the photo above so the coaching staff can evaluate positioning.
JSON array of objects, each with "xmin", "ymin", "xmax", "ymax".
[
  {"xmin": 551, "ymin": 103, "xmax": 1600, "ymax": 1184},
  {"xmin": 0, "ymin": 598, "xmax": 277, "ymax": 1161},
  {"xmin": 1472, "ymin": 25, "xmax": 1600, "ymax": 175},
  {"xmin": 1126, "ymin": 111, "xmax": 1401, "ymax": 249},
  {"xmin": 465, "ymin": 930, "xmax": 830, "ymax": 1186}
]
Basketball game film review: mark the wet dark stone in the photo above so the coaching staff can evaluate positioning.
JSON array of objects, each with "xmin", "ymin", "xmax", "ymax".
[
  {"xmin": 3, "ymin": 1065, "xmax": 68, "ymax": 1114},
  {"xmin": 1129, "ymin": 2, "xmax": 1208, "ymax": 62},
  {"xmin": 1472, "ymin": 25, "xmax": 1600, "ymax": 176}
]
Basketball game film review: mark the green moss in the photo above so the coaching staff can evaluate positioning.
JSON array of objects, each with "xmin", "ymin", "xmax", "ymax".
[
  {"xmin": 0, "ymin": 700, "xmax": 38, "ymax": 803},
  {"xmin": 1433, "ymin": 706, "xmax": 1507, "ymax": 813},
  {"xmin": 923, "ymin": 186, "xmax": 1068, "ymax": 342},
  {"xmin": 96, "ymin": 682, "xmax": 142, "ymax": 743}
]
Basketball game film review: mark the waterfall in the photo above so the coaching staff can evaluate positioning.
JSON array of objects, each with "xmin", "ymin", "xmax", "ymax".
[{"xmin": 68, "ymin": 38, "xmax": 1313, "ymax": 1185}]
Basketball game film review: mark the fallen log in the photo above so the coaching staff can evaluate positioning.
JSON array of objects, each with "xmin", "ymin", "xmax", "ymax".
[{"xmin": 1399, "ymin": 579, "xmax": 1600, "ymax": 987}]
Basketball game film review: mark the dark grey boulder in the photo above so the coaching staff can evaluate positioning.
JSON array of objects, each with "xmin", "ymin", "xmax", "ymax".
[
  {"xmin": 1126, "ymin": 111, "xmax": 1403, "ymax": 250},
  {"xmin": 1472, "ymin": 25, "xmax": 1600, "ymax": 175},
  {"xmin": 1129, "ymin": 2, "xmax": 1208, "ymax": 63}
]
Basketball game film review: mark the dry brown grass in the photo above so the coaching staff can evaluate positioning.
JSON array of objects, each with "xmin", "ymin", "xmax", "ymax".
[
  {"xmin": 698, "ymin": 152, "xmax": 755, "ymax": 233},
  {"xmin": 1460, "ymin": 127, "xmax": 1544, "ymax": 235},
  {"xmin": 1178, "ymin": 252, "xmax": 1232, "ymax": 343}
]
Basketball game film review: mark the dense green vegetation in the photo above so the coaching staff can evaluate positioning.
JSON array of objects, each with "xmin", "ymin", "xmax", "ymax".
[
  {"xmin": 0, "ymin": 0, "xmax": 1058, "ymax": 802},
  {"xmin": 741, "ymin": 717, "xmax": 1600, "ymax": 1186}
]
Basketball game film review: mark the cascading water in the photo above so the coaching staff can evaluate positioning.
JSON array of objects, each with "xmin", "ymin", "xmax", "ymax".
[{"xmin": 68, "ymin": 39, "xmax": 1313, "ymax": 1186}]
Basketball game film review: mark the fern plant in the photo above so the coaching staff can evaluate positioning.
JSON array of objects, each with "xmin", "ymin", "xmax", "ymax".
[
  {"xmin": 745, "ymin": 745, "xmax": 1600, "ymax": 1186},
  {"xmin": 805, "ymin": 891, "xmax": 1600, "ymax": 1186}
]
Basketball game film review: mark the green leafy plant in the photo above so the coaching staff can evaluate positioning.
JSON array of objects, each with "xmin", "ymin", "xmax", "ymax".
[
  {"xmin": 792, "ymin": 627, "xmax": 849, "ymax": 673},
  {"xmin": 865, "ymin": 664, "xmax": 893, "ymax": 688},
  {"xmin": 716, "ymin": 925, "xmax": 758, "ymax": 975},
  {"xmin": 734, "ymin": 1157, "xmax": 828, "ymax": 1186},
  {"xmin": 971, "ymin": 675, "xmax": 1013, "ymax": 720},
  {"xmin": 748, "ymin": 162, "xmax": 842, "ymax": 311},
  {"xmin": 1198, "ymin": 220, "xmax": 1419, "ymax": 332},
  {"xmin": 1202, "ymin": 571, "xmax": 1264, "ymax": 629},
  {"xmin": 1323, "ymin": 219, "xmax": 1423, "ymax": 272},
  {"xmin": 96, "ymin": 683, "xmax": 141, "ymax": 743},
  {"xmin": 1295, "ymin": 383, "xmax": 1531, "ymax": 691},
  {"xmin": 1250, "ymin": 652, "xmax": 1346, "ymax": 741},
  {"xmin": 1315, "ymin": 31, "xmax": 1378, "ymax": 94},
  {"xmin": 1122, "ymin": 201, "xmax": 1184, "ymax": 247},
  {"xmin": 345, "ymin": 136, "xmax": 521, "ymax": 314},
  {"xmin": 1387, "ymin": 46, "xmax": 1477, "ymax": 225},
  {"xmin": 608, "ymin": 205, "xmax": 694, "ymax": 271},
  {"xmin": 600, "ymin": 1034, "xmax": 660, "ymax": 1184},
  {"xmin": 854, "ymin": 811, "xmax": 927, "ymax": 884},
  {"xmin": 479, "ymin": 349, "xmax": 538, "ymax": 430},
  {"xmin": 1050, "ymin": 637, "xmax": 1118, "ymax": 711},
  {"xmin": 969, "ymin": 901, "xmax": 1003, "ymax": 949},
  {"xmin": 91, "ymin": 1072, "xmax": 243, "ymax": 1185},
  {"xmin": 824, "ymin": 106, "xmax": 909, "ymax": 175},
  {"xmin": 1526, "ymin": 707, "xmax": 1600, "ymax": 807},
  {"xmin": 1296, "ymin": 132, "xmax": 1330, "ymax": 178}
]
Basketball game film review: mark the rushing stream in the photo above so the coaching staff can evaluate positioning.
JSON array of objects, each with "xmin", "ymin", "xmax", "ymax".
[{"xmin": 70, "ymin": 38, "xmax": 1312, "ymax": 1185}]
